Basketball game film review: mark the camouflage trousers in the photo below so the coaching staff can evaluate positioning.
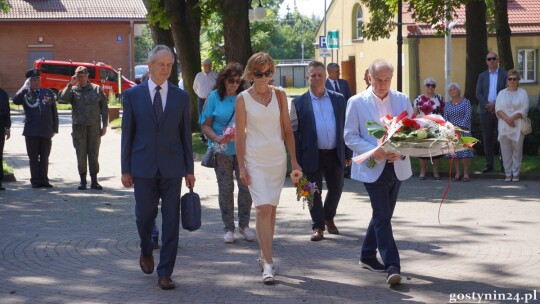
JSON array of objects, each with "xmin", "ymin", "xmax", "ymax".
[
  {"xmin": 71, "ymin": 124, "xmax": 101, "ymax": 175},
  {"xmin": 214, "ymin": 153, "xmax": 253, "ymax": 232}
]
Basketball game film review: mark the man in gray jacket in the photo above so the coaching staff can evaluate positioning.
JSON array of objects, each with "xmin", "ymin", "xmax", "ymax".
[{"xmin": 59, "ymin": 66, "xmax": 108, "ymax": 190}]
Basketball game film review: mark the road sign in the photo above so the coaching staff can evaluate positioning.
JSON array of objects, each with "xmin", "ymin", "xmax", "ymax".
[
  {"xmin": 319, "ymin": 36, "xmax": 327, "ymax": 48},
  {"xmin": 319, "ymin": 48, "xmax": 332, "ymax": 57},
  {"xmin": 327, "ymin": 30, "xmax": 339, "ymax": 49}
]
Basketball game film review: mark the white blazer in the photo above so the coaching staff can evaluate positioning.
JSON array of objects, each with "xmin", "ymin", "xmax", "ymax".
[{"xmin": 344, "ymin": 88, "xmax": 413, "ymax": 183}]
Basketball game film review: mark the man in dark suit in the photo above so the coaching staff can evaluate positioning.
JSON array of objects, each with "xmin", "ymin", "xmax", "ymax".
[
  {"xmin": 325, "ymin": 62, "xmax": 352, "ymax": 179},
  {"xmin": 476, "ymin": 52, "xmax": 507, "ymax": 173},
  {"xmin": 325, "ymin": 62, "xmax": 351, "ymax": 102},
  {"xmin": 0, "ymin": 87, "xmax": 11, "ymax": 190},
  {"xmin": 290, "ymin": 61, "xmax": 352, "ymax": 241},
  {"xmin": 121, "ymin": 45, "xmax": 195, "ymax": 290}
]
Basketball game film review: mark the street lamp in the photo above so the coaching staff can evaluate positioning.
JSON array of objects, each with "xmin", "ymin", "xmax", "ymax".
[{"xmin": 250, "ymin": 0, "xmax": 266, "ymax": 21}]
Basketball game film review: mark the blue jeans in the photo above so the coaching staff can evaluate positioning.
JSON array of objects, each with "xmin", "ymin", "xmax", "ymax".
[{"xmin": 361, "ymin": 162, "xmax": 401, "ymax": 273}]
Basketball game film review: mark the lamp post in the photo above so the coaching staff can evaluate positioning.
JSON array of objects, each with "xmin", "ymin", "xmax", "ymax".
[{"xmin": 249, "ymin": 0, "xmax": 266, "ymax": 21}]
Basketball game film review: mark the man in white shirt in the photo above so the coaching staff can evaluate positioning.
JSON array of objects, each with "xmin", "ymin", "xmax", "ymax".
[
  {"xmin": 193, "ymin": 59, "xmax": 218, "ymax": 143},
  {"xmin": 344, "ymin": 59, "xmax": 412, "ymax": 286}
]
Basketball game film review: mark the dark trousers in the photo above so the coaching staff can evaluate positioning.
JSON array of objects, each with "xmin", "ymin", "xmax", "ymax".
[
  {"xmin": 25, "ymin": 136, "xmax": 52, "ymax": 186},
  {"xmin": 362, "ymin": 162, "xmax": 401, "ymax": 273},
  {"xmin": 0, "ymin": 133, "xmax": 4, "ymax": 182},
  {"xmin": 479, "ymin": 113, "xmax": 500, "ymax": 168},
  {"xmin": 306, "ymin": 149, "xmax": 344, "ymax": 231},
  {"xmin": 133, "ymin": 173, "xmax": 181, "ymax": 277}
]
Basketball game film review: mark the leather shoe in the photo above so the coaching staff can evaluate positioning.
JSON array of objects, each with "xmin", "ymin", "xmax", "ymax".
[
  {"xmin": 139, "ymin": 254, "xmax": 154, "ymax": 274},
  {"xmin": 310, "ymin": 229, "xmax": 324, "ymax": 241},
  {"xmin": 325, "ymin": 220, "xmax": 339, "ymax": 234},
  {"xmin": 90, "ymin": 182, "xmax": 103, "ymax": 190},
  {"xmin": 158, "ymin": 276, "xmax": 175, "ymax": 290},
  {"xmin": 482, "ymin": 166, "xmax": 493, "ymax": 174},
  {"xmin": 40, "ymin": 182, "xmax": 53, "ymax": 188}
]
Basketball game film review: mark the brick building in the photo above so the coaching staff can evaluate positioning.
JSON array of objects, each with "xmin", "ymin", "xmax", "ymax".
[{"xmin": 0, "ymin": 0, "xmax": 147, "ymax": 95}]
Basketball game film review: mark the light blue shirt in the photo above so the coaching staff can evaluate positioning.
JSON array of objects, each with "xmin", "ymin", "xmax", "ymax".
[
  {"xmin": 199, "ymin": 90, "xmax": 236, "ymax": 155},
  {"xmin": 488, "ymin": 68, "xmax": 499, "ymax": 103},
  {"xmin": 309, "ymin": 89, "xmax": 336, "ymax": 150}
]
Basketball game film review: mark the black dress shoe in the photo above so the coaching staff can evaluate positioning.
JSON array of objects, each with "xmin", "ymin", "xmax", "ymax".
[
  {"xmin": 90, "ymin": 182, "xmax": 103, "ymax": 190},
  {"xmin": 32, "ymin": 184, "xmax": 41, "ymax": 188},
  {"xmin": 40, "ymin": 182, "xmax": 53, "ymax": 188},
  {"xmin": 78, "ymin": 183, "xmax": 87, "ymax": 190},
  {"xmin": 158, "ymin": 276, "xmax": 175, "ymax": 290},
  {"xmin": 139, "ymin": 254, "xmax": 154, "ymax": 274},
  {"xmin": 482, "ymin": 166, "xmax": 493, "ymax": 174}
]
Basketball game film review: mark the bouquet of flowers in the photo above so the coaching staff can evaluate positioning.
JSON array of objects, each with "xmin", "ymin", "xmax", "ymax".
[
  {"xmin": 354, "ymin": 111, "xmax": 478, "ymax": 167},
  {"xmin": 213, "ymin": 124, "xmax": 236, "ymax": 152},
  {"xmin": 290, "ymin": 170, "xmax": 318, "ymax": 210}
]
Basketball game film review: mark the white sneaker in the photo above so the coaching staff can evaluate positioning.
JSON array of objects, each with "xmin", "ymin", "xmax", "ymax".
[
  {"xmin": 224, "ymin": 231, "xmax": 235, "ymax": 243},
  {"xmin": 240, "ymin": 227, "xmax": 256, "ymax": 242}
]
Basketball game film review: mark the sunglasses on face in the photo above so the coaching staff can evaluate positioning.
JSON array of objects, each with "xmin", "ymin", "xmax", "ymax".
[
  {"xmin": 227, "ymin": 78, "xmax": 242, "ymax": 84},
  {"xmin": 426, "ymin": 84, "xmax": 436, "ymax": 88},
  {"xmin": 508, "ymin": 77, "xmax": 519, "ymax": 81},
  {"xmin": 486, "ymin": 57, "xmax": 498, "ymax": 61},
  {"xmin": 253, "ymin": 69, "xmax": 273, "ymax": 79}
]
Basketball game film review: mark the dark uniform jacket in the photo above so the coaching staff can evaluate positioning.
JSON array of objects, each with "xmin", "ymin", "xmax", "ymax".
[
  {"xmin": 0, "ymin": 88, "xmax": 11, "ymax": 132},
  {"xmin": 59, "ymin": 82, "xmax": 108, "ymax": 126},
  {"xmin": 13, "ymin": 88, "xmax": 59, "ymax": 138}
]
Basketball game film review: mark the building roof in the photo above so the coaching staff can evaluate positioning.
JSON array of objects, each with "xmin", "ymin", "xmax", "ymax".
[
  {"xmin": 0, "ymin": 0, "xmax": 147, "ymax": 21},
  {"xmin": 406, "ymin": 0, "xmax": 540, "ymax": 37}
]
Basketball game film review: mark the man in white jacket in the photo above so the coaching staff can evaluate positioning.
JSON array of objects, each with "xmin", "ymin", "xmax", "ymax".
[{"xmin": 344, "ymin": 59, "xmax": 412, "ymax": 285}]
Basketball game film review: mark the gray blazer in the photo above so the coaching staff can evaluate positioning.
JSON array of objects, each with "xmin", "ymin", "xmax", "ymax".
[{"xmin": 475, "ymin": 68, "xmax": 507, "ymax": 115}]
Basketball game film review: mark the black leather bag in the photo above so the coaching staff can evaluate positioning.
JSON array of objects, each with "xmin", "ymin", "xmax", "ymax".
[
  {"xmin": 180, "ymin": 187, "xmax": 201, "ymax": 231},
  {"xmin": 201, "ymin": 146, "xmax": 216, "ymax": 168}
]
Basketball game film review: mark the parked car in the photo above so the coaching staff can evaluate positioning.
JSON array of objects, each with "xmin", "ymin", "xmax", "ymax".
[
  {"xmin": 134, "ymin": 64, "xmax": 149, "ymax": 84},
  {"xmin": 34, "ymin": 59, "xmax": 136, "ymax": 98}
]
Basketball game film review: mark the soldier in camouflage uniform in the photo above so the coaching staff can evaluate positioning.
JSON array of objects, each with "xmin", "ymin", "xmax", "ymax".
[
  {"xmin": 13, "ymin": 69, "xmax": 59, "ymax": 188},
  {"xmin": 59, "ymin": 66, "xmax": 108, "ymax": 190}
]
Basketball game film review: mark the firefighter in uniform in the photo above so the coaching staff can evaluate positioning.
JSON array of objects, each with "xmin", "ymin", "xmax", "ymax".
[
  {"xmin": 13, "ymin": 69, "xmax": 59, "ymax": 188},
  {"xmin": 59, "ymin": 66, "xmax": 108, "ymax": 190}
]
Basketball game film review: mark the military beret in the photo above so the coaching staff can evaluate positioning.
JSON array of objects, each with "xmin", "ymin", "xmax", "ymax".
[
  {"xmin": 75, "ymin": 66, "xmax": 89, "ymax": 74},
  {"xmin": 25, "ymin": 69, "xmax": 40, "ymax": 79}
]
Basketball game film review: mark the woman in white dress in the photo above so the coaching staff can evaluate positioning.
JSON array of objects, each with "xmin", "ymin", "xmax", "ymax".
[
  {"xmin": 235, "ymin": 52, "xmax": 301, "ymax": 284},
  {"xmin": 495, "ymin": 69, "xmax": 529, "ymax": 182}
]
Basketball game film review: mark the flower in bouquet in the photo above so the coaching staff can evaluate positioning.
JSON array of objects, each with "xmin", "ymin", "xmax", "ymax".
[
  {"xmin": 356, "ymin": 111, "xmax": 479, "ymax": 168},
  {"xmin": 290, "ymin": 169, "xmax": 318, "ymax": 210},
  {"xmin": 213, "ymin": 124, "xmax": 236, "ymax": 152}
]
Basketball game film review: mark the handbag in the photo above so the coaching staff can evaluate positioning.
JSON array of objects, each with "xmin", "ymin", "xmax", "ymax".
[
  {"xmin": 181, "ymin": 186, "xmax": 201, "ymax": 231},
  {"xmin": 200, "ymin": 110, "xmax": 235, "ymax": 168},
  {"xmin": 273, "ymin": 87, "xmax": 286, "ymax": 140},
  {"xmin": 521, "ymin": 117, "xmax": 532, "ymax": 135}
]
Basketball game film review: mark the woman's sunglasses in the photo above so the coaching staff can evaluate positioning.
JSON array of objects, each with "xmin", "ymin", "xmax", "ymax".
[
  {"xmin": 426, "ymin": 84, "xmax": 436, "ymax": 88},
  {"xmin": 227, "ymin": 78, "xmax": 242, "ymax": 84},
  {"xmin": 253, "ymin": 69, "xmax": 273, "ymax": 79}
]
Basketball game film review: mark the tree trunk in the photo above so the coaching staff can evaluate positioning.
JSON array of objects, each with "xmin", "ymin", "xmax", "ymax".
[
  {"xmin": 164, "ymin": 0, "xmax": 202, "ymax": 130},
  {"xmin": 464, "ymin": 0, "xmax": 488, "ymax": 106},
  {"xmin": 494, "ymin": 0, "xmax": 513, "ymax": 70},
  {"xmin": 221, "ymin": 0, "xmax": 253, "ymax": 66},
  {"xmin": 145, "ymin": 0, "xmax": 179, "ymax": 86}
]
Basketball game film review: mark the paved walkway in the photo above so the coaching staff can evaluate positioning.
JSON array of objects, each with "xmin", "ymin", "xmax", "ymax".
[{"xmin": 1, "ymin": 117, "xmax": 539, "ymax": 304}]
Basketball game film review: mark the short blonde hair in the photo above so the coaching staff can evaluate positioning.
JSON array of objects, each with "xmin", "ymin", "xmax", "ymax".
[{"xmin": 243, "ymin": 52, "xmax": 275, "ymax": 81}]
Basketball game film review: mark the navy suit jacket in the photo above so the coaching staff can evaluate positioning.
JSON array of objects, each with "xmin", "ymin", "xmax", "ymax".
[
  {"xmin": 476, "ymin": 68, "xmax": 507, "ymax": 115},
  {"xmin": 121, "ymin": 80, "xmax": 194, "ymax": 178},
  {"xmin": 292, "ymin": 90, "xmax": 352, "ymax": 173},
  {"xmin": 325, "ymin": 78, "xmax": 351, "ymax": 102}
]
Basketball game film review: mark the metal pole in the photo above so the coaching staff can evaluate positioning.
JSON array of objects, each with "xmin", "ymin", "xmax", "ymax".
[
  {"xmin": 301, "ymin": 22, "xmax": 305, "ymax": 63},
  {"xmin": 397, "ymin": 0, "xmax": 403, "ymax": 92},
  {"xmin": 444, "ymin": 0, "xmax": 452, "ymax": 102},
  {"xmin": 323, "ymin": 0, "xmax": 327, "ymax": 67}
]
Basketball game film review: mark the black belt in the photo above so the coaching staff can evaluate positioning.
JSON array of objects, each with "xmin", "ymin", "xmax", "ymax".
[{"xmin": 318, "ymin": 148, "xmax": 337, "ymax": 154}]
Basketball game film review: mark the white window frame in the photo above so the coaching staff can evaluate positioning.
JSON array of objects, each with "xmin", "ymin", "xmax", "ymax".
[
  {"xmin": 355, "ymin": 7, "xmax": 363, "ymax": 40},
  {"xmin": 516, "ymin": 48, "xmax": 537, "ymax": 83}
]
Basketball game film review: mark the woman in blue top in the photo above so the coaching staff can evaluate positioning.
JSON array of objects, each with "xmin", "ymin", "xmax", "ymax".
[{"xmin": 200, "ymin": 62, "xmax": 255, "ymax": 243}]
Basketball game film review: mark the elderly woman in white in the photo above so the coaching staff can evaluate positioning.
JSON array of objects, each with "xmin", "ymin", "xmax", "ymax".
[{"xmin": 495, "ymin": 69, "xmax": 529, "ymax": 182}]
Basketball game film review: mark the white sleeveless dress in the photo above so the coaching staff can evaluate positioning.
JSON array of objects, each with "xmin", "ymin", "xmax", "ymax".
[{"xmin": 240, "ymin": 90, "xmax": 287, "ymax": 207}]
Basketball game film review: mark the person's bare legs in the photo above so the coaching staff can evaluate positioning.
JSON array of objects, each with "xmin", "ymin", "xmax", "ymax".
[
  {"xmin": 256, "ymin": 205, "xmax": 274, "ymax": 264},
  {"xmin": 419, "ymin": 159, "xmax": 427, "ymax": 178},
  {"xmin": 453, "ymin": 159, "xmax": 461, "ymax": 179},
  {"xmin": 433, "ymin": 159, "xmax": 440, "ymax": 178},
  {"xmin": 462, "ymin": 158, "xmax": 472, "ymax": 180}
]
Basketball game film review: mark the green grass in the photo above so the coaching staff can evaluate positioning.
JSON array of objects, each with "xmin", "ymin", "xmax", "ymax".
[
  {"xmin": 109, "ymin": 117, "xmax": 122, "ymax": 129},
  {"xmin": 57, "ymin": 103, "xmax": 72, "ymax": 110},
  {"xmin": 2, "ymin": 161, "xmax": 13, "ymax": 175},
  {"xmin": 283, "ymin": 86, "xmax": 308, "ymax": 97},
  {"xmin": 192, "ymin": 132, "xmax": 208, "ymax": 155}
]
